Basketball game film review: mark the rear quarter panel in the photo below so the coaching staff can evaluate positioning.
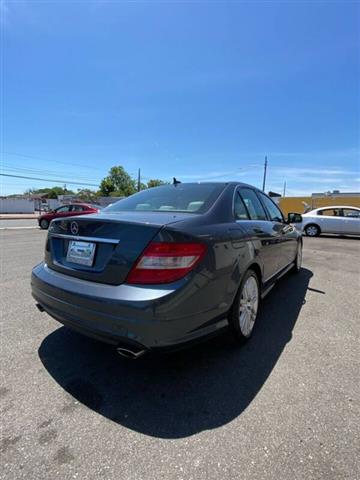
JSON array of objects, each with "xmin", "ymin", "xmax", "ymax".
[{"xmin": 155, "ymin": 222, "xmax": 259, "ymax": 326}]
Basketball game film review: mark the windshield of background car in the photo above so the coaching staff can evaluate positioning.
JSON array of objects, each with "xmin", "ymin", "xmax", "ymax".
[{"xmin": 104, "ymin": 183, "xmax": 226, "ymax": 214}]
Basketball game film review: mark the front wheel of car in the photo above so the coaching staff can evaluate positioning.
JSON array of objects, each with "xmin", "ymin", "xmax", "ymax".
[
  {"xmin": 304, "ymin": 224, "xmax": 320, "ymax": 237},
  {"xmin": 229, "ymin": 269, "xmax": 260, "ymax": 343},
  {"xmin": 292, "ymin": 241, "xmax": 302, "ymax": 273},
  {"xmin": 39, "ymin": 219, "xmax": 49, "ymax": 230}
]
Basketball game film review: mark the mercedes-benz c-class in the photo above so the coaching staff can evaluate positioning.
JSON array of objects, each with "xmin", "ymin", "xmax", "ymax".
[{"xmin": 31, "ymin": 182, "xmax": 303, "ymax": 358}]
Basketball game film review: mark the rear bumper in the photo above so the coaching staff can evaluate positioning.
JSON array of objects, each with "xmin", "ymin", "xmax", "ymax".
[{"xmin": 31, "ymin": 262, "xmax": 228, "ymax": 350}]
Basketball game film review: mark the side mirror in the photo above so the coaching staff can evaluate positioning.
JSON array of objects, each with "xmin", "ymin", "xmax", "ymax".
[{"xmin": 287, "ymin": 212, "xmax": 303, "ymax": 223}]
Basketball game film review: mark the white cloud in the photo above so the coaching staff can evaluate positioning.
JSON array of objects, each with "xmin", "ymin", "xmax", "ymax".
[
  {"xmin": 266, "ymin": 148, "xmax": 359, "ymax": 158},
  {"xmin": 269, "ymin": 166, "xmax": 358, "ymax": 177},
  {"xmin": 0, "ymin": 1, "xmax": 10, "ymax": 27}
]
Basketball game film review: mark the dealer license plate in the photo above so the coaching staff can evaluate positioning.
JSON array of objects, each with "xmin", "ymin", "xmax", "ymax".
[{"xmin": 66, "ymin": 241, "xmax": 96, "ymax": 266}]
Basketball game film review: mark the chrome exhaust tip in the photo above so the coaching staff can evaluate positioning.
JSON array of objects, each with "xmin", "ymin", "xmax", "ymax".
[{"xmin": 116, "ymin": 346, "xmax": 147, "ymax": 360}]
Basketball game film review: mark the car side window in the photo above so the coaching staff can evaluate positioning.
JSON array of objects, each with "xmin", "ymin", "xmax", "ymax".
[
  {"xmin": 342, "ymin": 209, "xmax": 360, "ymax": 218},
  {"xmin": 234, "ymin": 192, "xmax": 249, "ymax": 220},
  {"xmin": 238, "ymin": 188, "xmax": 267, "ymax": 221},
  {"xmin": 71, "ymin": 205, "xmax": 83, "ymax": 212},
  {"xmin": 257, "ymin": 192, "xmax": 284, "ymax": 222},
  {"xmin": 55, "ymin": 206, "xmax": 70, "ymax": 213},
  {"xmin": 319, "ymin": 208, "xmax": 341, "ymax": 216}
]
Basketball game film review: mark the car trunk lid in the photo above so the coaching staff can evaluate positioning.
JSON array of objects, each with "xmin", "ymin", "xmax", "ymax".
[{"xmin": 45, "ymin": 212, "xmax": 194, "ymax": 285}]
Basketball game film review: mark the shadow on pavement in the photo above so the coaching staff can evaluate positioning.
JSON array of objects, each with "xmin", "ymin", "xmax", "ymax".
[
  {"xmin": 38, "ymin": 268, "xmax": 312, "ymax": 438},
  {"xmin": 314, "ymin": 234, "xmax": 360, "ymax": 240}
]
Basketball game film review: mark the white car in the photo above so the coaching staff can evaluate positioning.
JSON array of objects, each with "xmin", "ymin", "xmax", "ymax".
[{"xmin": 299, "ymin": 206, "xmax": 360, "ymax": 237}]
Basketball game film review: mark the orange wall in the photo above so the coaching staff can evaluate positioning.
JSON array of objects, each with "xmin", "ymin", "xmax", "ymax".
[{"xmin": 278, "ymin": 195, "xmax": 360, "ymax": 215}]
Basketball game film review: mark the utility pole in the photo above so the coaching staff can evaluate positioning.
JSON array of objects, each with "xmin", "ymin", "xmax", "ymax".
[
  {"xmin": 283, "ymin": 180, "xmax": 286, "ymax": 197},
  {"xmin": 262, "ymin": 156, "xmax": 267, "ymax": 192},
  {"xmin": 137, "ymin": 168, "xmax": 141, "ymax": 192}
]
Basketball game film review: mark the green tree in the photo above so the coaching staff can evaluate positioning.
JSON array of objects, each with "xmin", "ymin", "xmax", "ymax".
[
  {"xmin": 98, "ymin": 178, "xmax": 115, "ymax": 196},
  {"xmin": 147, "ymin": 179, "xmax": 167, "ymax": 188},
  {"xmin": 25, "ymin": 186, "xmax": 74, "ymax": 198},
  {"xmin": 77, "ymin": 188, "xmax": 98, "ymax": 202},
  {"xmin": 46, "ymin": 186, "xmax": 74, "ymax": 198},
  {"xmin": 99, "ymin": 166, "xmax": 136, "ymax": 197}
]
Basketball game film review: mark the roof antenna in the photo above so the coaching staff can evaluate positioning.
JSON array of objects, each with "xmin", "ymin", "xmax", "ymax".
[{"xmin": 173, "ymin": 177, "xmax": 181, "ymax": 185}]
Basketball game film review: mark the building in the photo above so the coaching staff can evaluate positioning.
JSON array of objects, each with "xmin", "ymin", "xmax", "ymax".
[{"xmin": 276, "ymin": 191, "xmax": 360, "ymax": 215}]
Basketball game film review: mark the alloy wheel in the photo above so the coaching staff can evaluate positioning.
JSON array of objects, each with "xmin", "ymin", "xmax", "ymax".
[
  {"xmin": 306, "ymin": 225, "xmax": 318, "ymax": 236},
  {"xmin": 239, "ymin": 275, "xmax": 259, "ymax": 337}
]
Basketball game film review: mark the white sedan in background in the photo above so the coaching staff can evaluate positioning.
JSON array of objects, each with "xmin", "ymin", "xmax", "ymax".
[{"xmin": 298, "ymin": 206, "xmax": 360, "ymax": 236}]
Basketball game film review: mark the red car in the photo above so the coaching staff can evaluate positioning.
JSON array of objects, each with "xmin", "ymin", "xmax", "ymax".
[{"xmin": 38, "ymin": 203, "xmax": 100, "ymax": 229}]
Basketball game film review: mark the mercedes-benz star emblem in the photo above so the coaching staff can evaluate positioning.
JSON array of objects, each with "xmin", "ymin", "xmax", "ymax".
[{"xmin": 70, "ymin": 221, "xmax": 79, "ymax": 235}]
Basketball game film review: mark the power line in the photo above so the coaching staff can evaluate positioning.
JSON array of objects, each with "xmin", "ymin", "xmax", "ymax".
[
  {"xmin": 0, "ymin": 173, "xmax": 99, "ymax": 187},
  {"xmin": 2, "ymin": 151, "xmax": 107, "ymax": 172},
  {"xmin": 2, "ymin": 164, "xmax": 101, "ymax": 182}
]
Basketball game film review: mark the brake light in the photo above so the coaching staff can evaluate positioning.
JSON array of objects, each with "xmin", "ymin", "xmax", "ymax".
[{"xmin": 126, "ymin": 242, "xmax": 207, "ymax": 284}]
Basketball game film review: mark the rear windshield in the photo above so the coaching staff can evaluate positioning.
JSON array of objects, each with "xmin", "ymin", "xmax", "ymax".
[{"xmin": 104, "ymin": 183, "xmax": 225, "ymax": 214}]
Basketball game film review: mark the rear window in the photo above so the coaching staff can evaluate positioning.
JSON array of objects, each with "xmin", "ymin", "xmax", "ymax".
[
  {"xmin": 342, "ymin": 209, "xmax": 360, "ymax": 218},
  {"xmin": 104, "ymin": 183, "xmax": 225, "ymax": 214}
]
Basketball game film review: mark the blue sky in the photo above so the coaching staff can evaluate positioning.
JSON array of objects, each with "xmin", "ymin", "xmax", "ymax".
[{"xmin": 1, "ymin": 0, "xmax": 359, "ymax": 196}]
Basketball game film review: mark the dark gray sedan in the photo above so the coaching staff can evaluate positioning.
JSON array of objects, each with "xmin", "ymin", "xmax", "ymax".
[{"xmin": 31, "ymin": 182, "xmax": 303, "ymax": 358}]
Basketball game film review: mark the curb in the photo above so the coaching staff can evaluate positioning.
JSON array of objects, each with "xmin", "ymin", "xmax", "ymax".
[{"xmin": 0, "ymin": 226, "xmax": 40, "ymax": 230}]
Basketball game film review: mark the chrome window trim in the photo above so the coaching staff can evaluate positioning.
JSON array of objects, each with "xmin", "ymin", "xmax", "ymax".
[{"xmin": 50, "ymin": 233, "xmax": 119, "ymax": 244}]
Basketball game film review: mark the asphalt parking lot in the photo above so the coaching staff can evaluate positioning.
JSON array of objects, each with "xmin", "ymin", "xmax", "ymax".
[{"xmin": 1, "ymin": 228, "xmax": 359, "ymax": 480}]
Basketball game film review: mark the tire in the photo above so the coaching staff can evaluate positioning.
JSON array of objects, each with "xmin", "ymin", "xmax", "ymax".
[
  {"xmin": 292, "ymin": 241, "xmax": 302, "ymax": 273},
  {"xmin": 229, "ymin": 269, "xmax": 260, "ymax": 343},
  {"xmin": 304, "ymin": 224, "xmax": 320, "ymax": 237},
  {"xmin": 40, "ymin": 219, "xmax": 49, "ymax": 230}
]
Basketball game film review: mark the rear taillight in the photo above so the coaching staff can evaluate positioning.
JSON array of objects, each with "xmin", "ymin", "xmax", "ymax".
[{"xmin": 126, "ymin": 242, "xmax": 207, "ymax": 284}]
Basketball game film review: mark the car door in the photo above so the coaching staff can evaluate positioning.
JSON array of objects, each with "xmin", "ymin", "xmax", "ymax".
[
  {"xmin": 234, "ymin": 187, "xmax": 281, "ymax": 282},
  {"xmin": 316, "ymin": 208, "xmax": 344, "ymax": 233},
  {"xmin": 340, "ymin": 208, "xmax": 360, "ymax": 235},
  {"xmin": 257, "ymin": 191, "xmax": 298, "ymax": 269}
]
